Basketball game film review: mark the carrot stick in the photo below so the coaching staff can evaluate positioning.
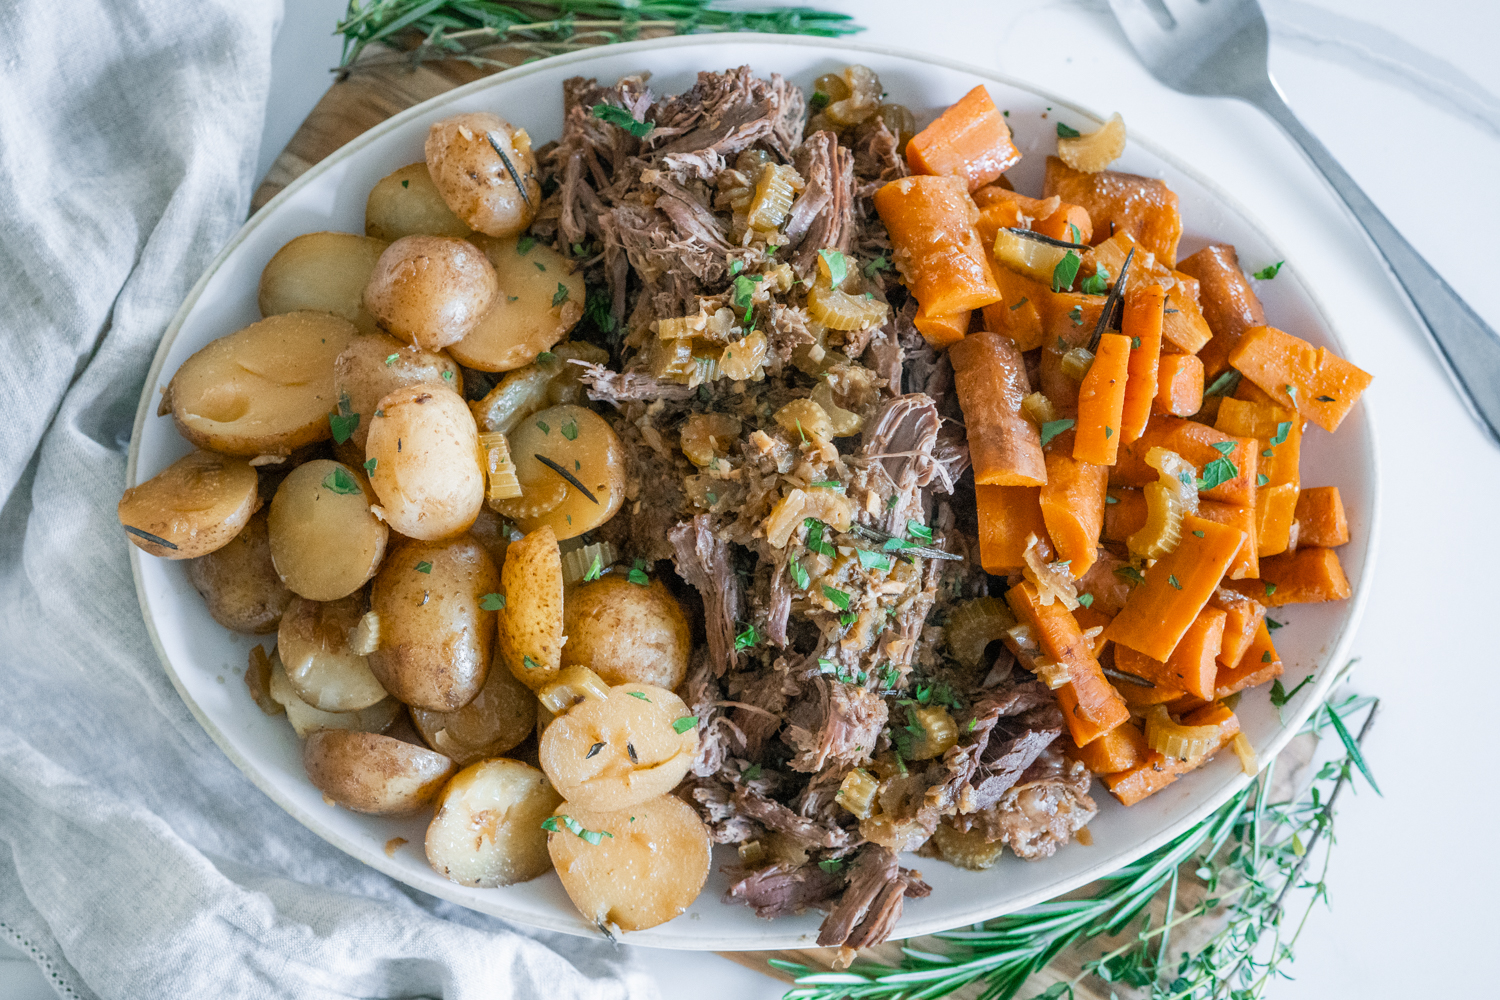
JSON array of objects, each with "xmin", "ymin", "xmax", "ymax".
[
  {"xmin": 973, "ymin": 186, "xmax": 1093, "ymax": 245},
  {"xmin": 1038, "ymin": 430, "xmax": 1108, "ymax": 576},
  {"xmin": 913, "ymin": 304, "xmax": 971, "ymax": 349},
  {"xmin": 1214, "ymin": 397, "xmax": 1301, "ymax": 489},
  {"xmin": 1152, "ymin": 354, "xmax": 1204, "ymax": 417},
  {"xmin": 1068, "ymin": 720, "xmax": 1149, "ymax": 775},
  {"xmin": 1120, "ymin": 284, "xmax": 1166, "ymax": 443},
  {"xmin": 1208, "ymin": 588, "xmax": 1266, "ymax": 670},
  {"xmin": 1226, "ymin": 325, "xmax": 1373, "ymax": 433},
  {"xmin": 1074, "ymin": 333, "xmax": 1131, "ymax": 465},
  {"xmin": 978, "ymin": 266, "xmax": 1046, "ymax": 352},
  {"xmin": 1103, "ymin": 486, "xmax": 1147, "ymax": 542},
  {"xmin": 1006, "ymin": 581, "xmax": 1130, "ymax": 746},
  {"xmin": 874, "ymin": 175, "xmax": 1003, "ymax": 316},
  {"xmin": 1112, "ymin": 417, "xmax": 1257, "ymax": 506},
  {"xmin": 949, "ymin": 331, "xmax": 1047, "ymax": 486},
  {"xmin": 1225, "ymin": 546, "xmax": 1351, "ymax": 606},
  {"xmin": 1255, "ymin": 483, "xmax": 1299, "ymax": 558},
  {"xmin": 1214, "ymin": 621, "xmax": 1283, "ymax": 697},
  {"xmin": 1176, "ymin": 243, "xmax": 1266, "ymax": 378},
  {"xmin": 1102, "ymin": 702, "xmax": 1240, "ymax": 806},
  {"xmin": 976, "ymin": 485, "xmax": 1048, "ymax": 574},
  {"xmin": 1115, "ymin": 676, "xmax": 1187, "ymax": 708},
  {"xmin": 1295, "ymin": 486, "xmax": 1349, "ymax": 547},
  {"xmin": 906, "ymin": 85, "xmax": 1022, "ymax": 192},
  {"xmin": 1104, "ymin": 514, "xmax": 1246, "ymax": 661},
  {"xmin": 1114, "ymin": 606, "xmax": 1226, "ymax": 700},
  {"xmin": 1198, "ymin": 498, "xmax": 1258, "ymax": 581}
]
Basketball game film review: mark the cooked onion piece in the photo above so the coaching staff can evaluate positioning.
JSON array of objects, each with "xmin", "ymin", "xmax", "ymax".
[
  {"xmin": 468, "ymin": 341, "xmax": 608, "ymax": 436},
  {"xmin": 119, "ymin": 450, "xmax": 259, "ymax": 560},
  {"xmin": 368, "ymin": 534, "xmax": 500, "ymax": 711},
  {"xmin": 164, "ymin": 311, "xmax": 356, "ymax": 457},
  {"xmin": 560, "ymin": 576, "xmax": 691, "ymax": 690},
  {"xmin": 277, "ymin": 594, "xmax": 388, "ymax": 712},
  {"xmin": 364, "ymin": 235, "xmax": 498, "ymax": 350},
  {"xmin": 365, "ymin": 382, "xmax": 484, "ymax": 541},
  {"xmin": 186, "ymin": 508, "xmax": 291, "ymax": 633},
  {"xmin": 425, "ymin": 758, "xmax": 561, "ymax": 887},
  {"xmin": 334, "ymin": 332, "xmax": 462, "ymax": 454},
  {"xmin": 303, "ymin": 729, "xmax": 455, "ymax": 815},
  {"xmin": 365, "ymin": 162, "xmax": 472, "ymax": 242},
  {"xmin": 267, "ymin": 650, "xmax": 400, "ymax": 738},
  {"xmin": 267, "ymin": 460, "xmax": 388, "ymax": 601},
  {"xmin": 546, "ymin": 794, "xmax": 711, "ymax": 933},
  {"xmin": 499, "ymin": 404, "xmax": 625, "ymax": 541},
  {"xmin": 257, "ymin": 231, "xmax": 388, "ymax": 334},
  {"xmin": 1057, "ymin": 112, "xmax": 1127, "ymax": 174},
  {"xmin": 425, "ymin": 113, "xmax": 541, "ymax": 238},
  {"xmin": 411, "ymin": 653, "xmax": 537, "ymax": 765},
  {"xmin": 450, "ymin": 236, "xmax": 585, "ymax": 373},
  {"xmin": 538, "ymin": 683, "xmax": 697, "ymax": 812}
]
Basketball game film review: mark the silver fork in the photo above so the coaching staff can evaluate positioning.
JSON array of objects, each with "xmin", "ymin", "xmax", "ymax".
[{"xmin": 1108, "ymin": 0, "xmax": 1500, "ymax": 446}]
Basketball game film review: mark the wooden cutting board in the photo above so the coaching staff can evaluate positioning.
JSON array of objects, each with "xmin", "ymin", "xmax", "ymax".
[{"xmin": 255, "ymin": 44, "xmax": 1312, "ymax": 996}]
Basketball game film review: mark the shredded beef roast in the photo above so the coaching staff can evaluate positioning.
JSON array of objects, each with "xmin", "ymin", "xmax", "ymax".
[
  {"xmin": 668, "ymin": 515, "xmax": 742, "ymax": 676},
  {"xmin": 728, "ymin": 862, "xmax": 844, "ymax": 919},
  {"xmin": 781, "ymin": 674, "xmax": 888, "ymax": 773},
  {"xmin": 816, "ymin": 845, "xmax": 931, "ymax": 949}
]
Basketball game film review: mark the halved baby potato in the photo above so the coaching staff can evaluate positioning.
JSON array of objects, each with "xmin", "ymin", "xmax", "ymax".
[
  {"xmin": 258, "ymin": 231, "xmax": 388, "ymax": 334},
  {"xmin": 267, "ymin": 459, "xmax": 388, "ymax": 601},
  {"xmin": 333, "ymin": 332, "xmax": 462, "ymax": 453},
  {"xmin": 366, "ymin": 163, "xmax": 472, "ymax": 242},
  {"xmin": 277, "ymin": 594, "xmax": 389, "ymax": 712},
  {"xmin": 496, "ymin": 404, "xmax": 625, "ymax": 542},
  {"xmin": 561, "ymin": 576, "xmax": 691, "ymax": 690},
  {"xmin": 303, "ymin": 729, "xmax": 455, "ymax": 815},
  {"xmin": 368, "ymin": 534, "xmax": 500, "ymax": 712},
  {"xmin": 425, "ymin": 758, "xmax": 560, "ymax": 887},
  {"xmin": 546, "ymin": 794, "xmax": 711, "ymax": 933},
  {"xmin": 119, "ymin": 450, "xmax": 259, "ymax": 559},
  {"xmin": 365, "ymin": 382, "xmax": 484, "ymax": 541},
  {"xmin": 425, "ymin": 113, "xmax": 541, "ymax": 239},
  {"xmin": 448, "ymin": 236, "xmax": 584, "ymax": 373},
  {"xmin": 363, "ymin": 235, "xmax": 498, "ymax": 351},
  {"xmin": 267, "ymin": 649, "xmax": 400, "ymax": 738},
  {"xmin": 164, "ymin": 311, "xmax": 357, "ymax": 457},
  {"xmin": 411, "ymin": 650, "xmax": 536, "ymax": 765},
  {"xmin": 538, "ymin": 682, "xmax": 697, "ymax": 812},
  {"xmin": 186, "ymin": 508, "xmax": 291, "ymax": 633},
  {"xmin": 495, "ymin": 525, "xmax": 564, "ymax": 691}
]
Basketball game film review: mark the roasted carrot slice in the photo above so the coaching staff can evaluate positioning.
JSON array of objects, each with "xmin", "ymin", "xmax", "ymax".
[
  {"xmin": 1104, "ymin": 514, "xmax": 1246, "ymax": 661},
  {"xmin": 1043, "ymin": 157, "xmax": 1183, "ymax": 266},
  {"xmin": 1103, "ymin": 702, "xmax": 1240, "ymax": 806},
  {"xmin": 874, "ymin": 174, "xmax": 1003, "ymax": 316},
  {"xmin": 1295, "ymin": 486, "xmax": 1349, "ymax": 547},
  {"xmin": 1215, "ymin": 621, "xmax": 1283, "ymax": 697},
  {"xmin": 950, "ymin": 331, "xmax": 1047, "ymax": 486},
  {"xmin": 1120, "ymin": 284, "xmax": 1166, "ymax": 444},
  {"xmin": 1226, "ymin": 547, "xmax": 1351, "ymax": 607},
  {"xmin": 1039, "ymin": 430, "xmax": 1108, "ymax": 576},
  {"xmin": 1227, "ymin": 326, "xmax": 1373, "ymax": 433},
  {"xmin": 974, "ymin": 185, "xmax": 1093, "ymax": 245},
  {"xmin": 1068, "ymin": 720, "xmax": 1150, "ymax": 775},
  {"xmin": 976, "ymin": 485, "xmax": 1048, "ymax": 574},
  {"xmin": 1114, "ymin": 675, "xmax": 1187, "ymax": 708},
  {"xmin": 1214, "ymin": 397, "xmax": 1301, "ymax": 490},
  {"xmin": 1208, "ymin": 588, "xmax": 1266, "ymax": 670},
  {"xmin": 1152, "ymin": 354, "xmax": 1204, "ymax": 417},
  {"xmin": 913, "ymin": 304, "xmax": 972, "ymax": 349},
  {"xmin": 978, "ymin": 266, "xmax": 1047, "ymax": 352},
  {"xmin": 1103, "ymin": 486, "xmax": 1147, "ymax": 542},
  {"xmin": 1176, "ymin": 243, "xmax": 1266, "ymax": 378},
  {"xmin": 906, "ymin": 85, "xmax": 1022, "ymax": 192},
  {"xmin": 1198, "ymin": 498, "xmax": 1258, "ymax": 581},
  {"xmin": 1074, "ymin": 333, "xmax": 1131, "ymax": 465},
  {"xmin": 1006, "ymin": 581, "xmax": 1130, "ymax": 746},
  {"xmin": 1114, "ymin": 605, "xmax": 1226, "ymax": 700}
]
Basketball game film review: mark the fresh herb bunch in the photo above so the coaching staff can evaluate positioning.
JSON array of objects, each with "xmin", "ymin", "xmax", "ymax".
[
  {"xmin": 336, "ymin": 1, "xmax": 861, "ymax": 72},
  {"xmin": 772, "ymin": 691, "xmax": 1379, "ymax": 1000}
]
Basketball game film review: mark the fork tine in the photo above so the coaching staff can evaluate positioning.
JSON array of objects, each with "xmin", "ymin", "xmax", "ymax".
[{"xmin": 1106, "ymin": 0, "xmax": 1173, "ymax": 54}]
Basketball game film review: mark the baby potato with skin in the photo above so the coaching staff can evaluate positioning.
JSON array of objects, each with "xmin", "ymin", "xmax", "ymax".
[
  {"xmin": 495, "ymin": 525, "xmax": 564, "ymax": 691},
  {"xmin": 333, "ymin": 332, "xmax": 462, "ymax": 454},
  {"xmin": 119, "ymin": 450, "xmax": 259, "ymax": 559},
  {"xmin": 448, "ymin": 236, "xmax": 585, "ymax": 372},
  {"xmin": 425, "ymin": 758, "xmax": 561, "ymax": 887},
  {"xmin": 365, "ymin": 162, "xmax": 472, "ymax": 242},
  {"xmin": 547, "ymin": 794, "xmax": 711, "ymax": 933},
  {"xmin": 368, "ymin": 535, "xmax": 500, "ymax": 711},
  {"xmin": 538, "ymin": 683, "xmax": 698, "ymax": 812},
  {"xmin": 164, "ymin": 311, "xmax": 357, "ymax": 457},
  {"xmin": 561, "ymin": 576, "xmax": 690, "ymax": 690},
  {"xmin": 425, "ymin": 113, "xmax": 541, "ymax": 238},
  {"xmin": 267, "ymin": 459, "xmax": 388, "ymax": 601},
  {"xmin": 258, "ymin": 231, "xmax": 389, "ymax": 334},
  {"xmin": 411, "ymin": 650, "xmax": 536, "ymax": 765},
  {"xmin": 303, "ymin": 729, "xmax": 456, "ymax": 816},
  {"xmin": 364, "ymin": 235, "xmax": 499, "ymax": 350},
  {"xmin": 185, "ymin": 508, "xmax": 291, "ymax": 633},
  {"xmin": 267, "ymin": 650, "xmax": 401, "ymax": 738},
  {"xmin": 365, "ymin": 382, "xmax": 484, "ymax": 540},
  {"xmin": 277, "ymin": 594, "xmax": 389, "ymax": 712}
]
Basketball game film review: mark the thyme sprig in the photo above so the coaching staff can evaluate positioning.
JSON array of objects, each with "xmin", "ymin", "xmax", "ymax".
[
  {"xmin": 772, "ymin": 691, "xmax": 1379, "ymax": 1000},
  {"xmin": 336, "ymin": 1, "xmax": 861, "ymax": 73}
]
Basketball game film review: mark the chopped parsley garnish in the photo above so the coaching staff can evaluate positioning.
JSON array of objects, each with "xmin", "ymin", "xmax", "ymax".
[
  {"xmin": 552, "ymin": 282, "xmax": 570, "ymax": 307},
  {"xmin": 536, "ymin": 419, "xmax": 550, "ymax": 434},
  {"xmin": 534, "ymin": 261, "xmax": 546, "ymax": 272},
  {"xmin": 1262, "ymin": 651, "xmax": 1274, "ymax": 663},
  {"xmin": 441, "ymin": 370, "xmax": 454, "ymax": 382},
  {"xmin": 1257, "ymin": 473, "xmax": 1270, "ymax": 486},
  {"xmin": 1265, "ymin": 582, "xmax": 1277, "ymax": 596},
  {"xmin": 732, "ymin": 273, "xmax": 763, "ymax": 320},
  {"xmin": 1196, "ymin": 449, "xmax": 1240, "ymax": 491},
  {"xmin": 1039, "ymin": 418, "xmax": 1075, "ymax": 447},
  {"xmin": 542, "ymin": 814, "xmax": 615, "ymax": 845},
  {"xmin": 364, "ymin": 457, "xmax": 377, "ymax": 474},
  {"xmin": 810, "ymin": 480, "xmax": 844, "ymax": 491},
  {"xmin": 480, "ymin": 593, "xmax": 505, "ymax": 611},
  {"xmin": 1193, "ymin": 529, "xmax": 1206, "ymax": 538},
  {"xmin": 626, "ymin": 691, "xmax": 650, "ymax": 702},
  {"xmin": 1077, "ymin": 593, "xmax": 1094, "ymax": 608},
  {"xmin": 329, "ymin": 392, "xmax": 359, "ymax": 444},
  {"xmin": 1080, "ymin": 265, "xmax": 1110, "ymax": 295},
  {"xmin": 672, "ymin": 716, "xmax": 699, "ymax": 734},
  {"xmin": 585, "ymin": 287, "xmax": 616, "ymax": 332},
  {"xmin": 561, "ymin": 418, "xmax": 579, "ymax": 441},
  {"xmin": 1266, "ymin": 617, "xmax": 1284, "ymax": 631},
  {"xmin": 536, "ymin": 351, "xmax": 558, "ymax": 365},
  {"xmin": 817, "ymin": 858, "xmax": 844, "ymax": 874},
  {"xmin": 734, "ymin": 624, "xmax": 759, "ymax": 651},
  {"xmin": 1069, "ymin": 305, "xmax": 1083, "ymax": 326},
  {"xmin": 790, "ymin": 558, "xmax": 810, "ymax": 589},
  {"xmin": 906, "ymin": 520, "xmax": 933, "ymax": 543},
  {"xmin": 322, "ymin": 466, "xmax": 361, "ymax": 495},
  {"xmin": 1068, "ymin": 222, "xmax": 1082, "ymax": 244},
  {"xmin": 1270, "ymin": 673, "xmax": 1314, "ymax": 709},
  {"xmin": 856, "ymin": 549, "xmax": 893, "ymax": 572},
  {"xmin": 415, "ymin": 561, "xmax": 432, "ymax": 574},
  {"xmin": 742, "ymin": 764, "xmax": 763, "ymax": 781},
  {"xmin": 1285, "ymin": 384, "xmax": 1299, "ymax": 404},
  {"xmin": 1106, "ymin": 494, "xmax": 1118, "ymax": 504},
  {"xmin": 384, "ymin": 353, "xmax": 398, "ymax": 366},
  {"xmin": 1116, "ymin": 565, "xmax": 1145, "ymax": 585},
  {"xmin": 590, "ymin": 103, "xmax": 653, "ymax": 137},
  {"xmin": 583, "ymin": 553, "xmax": 604, "ymax": 582},
  {"xmin": 1203, "ymin": 369, "xmax": 1241, "ymax": 398},
  {"xmin": 1104, "ymin": 426, "xmax": 1114, "ymax": 439},
  {"xmin": 1168, "ymin": 574, "xmax": 1182, "ymax": 590},
  {"xmin": 818, "ymin": 249, "xmax": 848, "ymax": 286},
  {"xmin": 863, "ymin": 254, "xmax": 891, "ymax": 277},
  {"xmin": 839, "ymin": 612, "xmax": 858, "ymax": 627},
  {"xmin": 809, "ymin": 90, "xmax": 830, "ymax": 111},
  {"xmin": 822, "ymin": 585, "xmax": 851, "ymax": 611},
  {"xmin": 1252, "ymin": 260, "xmax": 1284, "ymax": 280},
  {"xmin": 628, "ymin": 559, "xmax": 650, "ymax": 586},
  {"xmin": 729, "ymin": 259, "xmax": 744, "ymax": 275},
  {"xmin": 1270, "ymin": 421, "xmax": 1292, "ymax": 446},
  {"xmin": 804, "ymin": 519, "xmax": 837, "ymax": 557},
  {"xmin": 1052, "ymin": 250, "xmax": 1081, "ymax": 292},
  {"xmin": 1056, "ymin": 122, "xmax": 1081, "ymax": 138},
  {"xmin": 516, "ymin": 235, "xmax": 537, "ymax": 254},
  {"xmin": 522, "ymin": 654, "xmax": 540, "ymax": 671}
]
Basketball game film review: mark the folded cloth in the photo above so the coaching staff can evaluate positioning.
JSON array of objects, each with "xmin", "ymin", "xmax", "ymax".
[{"xmin": 0, "ymin": 2, "xmax": 658, "ymax": 997}]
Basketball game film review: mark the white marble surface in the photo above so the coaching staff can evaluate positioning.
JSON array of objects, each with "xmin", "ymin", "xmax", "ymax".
[{"xmin": 7, "ymin": 0, "xmax": 1493, "ymax": 996}]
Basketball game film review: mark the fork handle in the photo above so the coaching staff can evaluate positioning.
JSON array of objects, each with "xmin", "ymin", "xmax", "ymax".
[{"xmin": 1246, "ymin": 79, "xmax": 1500, "ymax": 447}]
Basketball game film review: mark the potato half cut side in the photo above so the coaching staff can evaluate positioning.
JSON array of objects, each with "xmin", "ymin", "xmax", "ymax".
[
  {"xmin": 538, "ymin": 683, "xmax": 697, "ymax": 812},
  {"xmin": 411, "ymin": 652, "xmax": 536, "ymax": 765},
  {"xmin": 277, "ymin": 594, "xmax": 389, "ymax": 712},
  {"xmin": 425, "ymin": 758, "xmax": 561, "ymax": 887},
  {"xmin": 268, "ymin": 460, "xmax": 388, "ymax": 601},
  {"xmin": 365, "ymin": 382, "xmax": 484, "ymax": 541},
  {"xmin": 495, "ymin": 525, "xmax": 564, "ymax": 690},
  {"xmin": 303, "ymin": 729, "xmax": 455, "ymax": 816},
  {"xmin": 119, "ymin": 450, "xmax": 258, "ymax": 560},
  {"xmin": 258, "ymin": 231, "xmax": 388, "ymax": 334}
]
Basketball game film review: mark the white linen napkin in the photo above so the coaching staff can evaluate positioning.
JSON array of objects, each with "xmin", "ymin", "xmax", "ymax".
[{"xmin": 0, "ymin": 2, "xmax": 659, "ymax": 997}]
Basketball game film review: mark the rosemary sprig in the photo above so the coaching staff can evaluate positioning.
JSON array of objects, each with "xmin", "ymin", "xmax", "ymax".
[
  {"xmin": 336, "ymin": 1, "xmax": 862, "ymax": 72},
  {"xmin": 771, "ymin": 691, "xmax": 1379, "ymax": 1000}
]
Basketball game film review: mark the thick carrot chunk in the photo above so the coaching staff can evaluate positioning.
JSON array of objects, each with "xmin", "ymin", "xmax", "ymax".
[
  {"xmin": 1104, "ymin": 515, "xmax": 1246, "ymax": 661},
  {"xmin": 914, "ymin": 304, "xmax": 972, "ymax": 349},
  {"xmin": 1215, "ymin": 621, "xmax": 1283, "ymax": 697},
  {"xmin": 1120, "ymin": 284, "xmax": 1166, "ymax": 444},
  {"xmin": 1176, "ymin": 243, "xmax": 1265, "ymax": 378},
  {"xmin": 1295, "ymin": 486, "xmax": 1349, "ymax": 547},
  {"xmin": 906, "ymin": 85, "xmax": 1022, "ymax": 192},
  {"xmin": 979, "ymin": 267, "xmax": 1047, "ymax": 352},
  {"xmin": 1226, "ymin": 547, "xmax": 1351, "ymax": 606},
  {"xmin": 1006, "ymin": 582, "xmax": 1130, "ymax": 747},
  {"xmin": 874, "ymin": 175, "xmax": 1002, "ymax": 316},
  {"xmin": 1043, "ymin": 157, "xmax": 1183, "ymax": 266},
  {"xmin": 1215, "ymin": 397, "xmax": 1301, "ymax": 489},
  {"xmin": 1227, "ymin": 326, "xmax": 1373, "ymax": 433},
  {"xmin": 976, "ymin": 485, "xmax": 1048, "ymax": 574},
  {"xmin": 950, "ymin": 331, "xmax": 1047, "ymax": 486},
  {"xmin": 1153, "ymin": 354, "xmax": 1204, "ymax": 417},
  {"xmin": 1039, "ymin": 432, "xmax": 1108, "ymax": 577},
  {"xmin": 1198, "ymin": 499, "xmax": 1258, "ymax": 581},
  {"xmin": 1161, "ymin": 272, "xmax": 1213, "ymax": 354},
  {"xmin": 1103, "ymin": 486, "xmax": 1147, "ymax": 542},
  {"xmin": 1074, "ymin": 333, "xmax": 1131, "ymax": 465},
  {"xmin": 1112, "ymin": 417, "xmax": 1256, "ymax": 507},
  {"xmin": 1068, "ymin": 721, "xmax": 1150, "ymax": 775},
  {"xmin": 1209, "ymin": 588, "xmax": 1266, "ymax": 670},
  {"xmin": 1256, "ymin": 483, "xmax": 1299, "ymax": 558},
  {"xmin": 1114, "ymin": 606, "xmax": 1225, "ymax": 700}
]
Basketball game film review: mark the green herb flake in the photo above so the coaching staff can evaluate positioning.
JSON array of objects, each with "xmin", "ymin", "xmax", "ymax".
[
  {"xmin": 1080, "ymin": 265, "xmax": 1110, "ymax": 296},
  {"xmin": 1270, "ymin": 421, "xmax": 1292, "ymax": 446},
  {"xmin": 627, "ymin": 691, "xmax": 651, "ymax": 702},
  {"xmin": 1116, "ymin": 565, "xmax": 1145, "ymax": 585},
  {"xmin": 328, "ymin": 392, "xmax": 360, "ymax": 444},
  {"xmin": 1052, "ymin": 250, "xmax": 1081, "ymax": 293},
  {"xmin": 907, "ymin": 520, "xmax": 934, "ymax": 543},
  {"xmin": 1265, "ymin": 582, "xmax": 1277, "ymax": 596},
  {"xmin": 863, "ymin": 254, "xmax": 891, "ymax": 277},
  {"xmin": 789, "ymin": 558, "xmax": 810, "ymax": 589},
  {"xmin": 534, "ymin": 261, "xmax": 546, "ymax": 272},
  {"xmin": 1266, "ymin": 617, "xmax": 1284, "ymax": 631},
  {"xmin": 1131, "ymin": 336, "xmax": 1141, "ymax": 349},
  {"xmin": 1039, "ymin": 417, "xmax": 1076, "ymax": 447},
  {"xmin": 552, "ymin": 282, "xmax": 570, "ymax": 307},
  {"xmin": 1203, "ymin": 369, "xmax": 1242, "ymax": 398},
  {"xmin": 1104, "ymin": 426, "xmax": 1114, "ymax": 439},
  {"xmin": 590, "ymin": 103, "xmax": 653, "ymax": 137},
  {"xmin": 1068, "ymin": 222, "xmax": 1082, "ymax": 244},
  {"xmin": 742, "ymin": 764, "xmax": 763, "ymax": 781},
  {"xmin": 1069, "ymin": 305, "xmax": 1083, "ymax": 326},
  {"xmin": 672, "ymin": 716, "xmax": 699, "ymax": 734},
  {"xmin": 364, "ymin": 457, "xmax": 377, "ymax": 475},
  {"xmin": 1056, "ymin": 122, "xmax": 1081, "ymax": 138},
  {"xmin": 1106, "ymin": 494, "xmax": 1118, "ymax": 505},
  {"xmin": 1196, "ymin": 455, "xmax": 1240, "ymax": 491},
  {"xmin": 1077, "ymin": 593, "xmax": 1095, "ymax": 608},
  {"xmin": 561, "ymin": 419, "xmax": 579, "ymax": 441},
  {"xmin": 856, "ymin": 548, "xmax": 893, "ymax": 572},
  {"xmin": 400, "ymin": 179, "xmax": 409, "ymax": 188},
  {"xmin": 839, "ymin": 612, "xmax": 857, "ymax": 627},
  {"xmin": 384, "ymin": 353, "xmax": 399, "ymax": 366},
  {"xmin": 817, "ymin": 249, "xmax": 848, "ymax": 286},
  {"xmin": 1167, "ymin": 575, "xmax": 1182, "ymax": 590},
  {"xmin": 583, "ymin": 553, "xmax": 604, "ymax": 582},
  {"xmin": 536, "ymin": 419, "xmax": 550, "ymax": 435},
  {"xmin": 322, "ymin": 466, "xmax": 361, "ymax": 495},
  {"xmin": 516, "ymin": 235, "xmax": 537, "ymax": 255},
  {"xmin": 810, "ymin": 480, "xmax": 844, "ymax": 492},
  {"xmin": 1269, "ymin": 672, "xmax": 1312, "ymax": 710},
  {"xmin": 1010, "ymin": 296, "xmax": 1029, "ymax": 311},
  {"xmin": 628, "ymin": 559, "xmax": 650, "ymax": 587},
  {"xmin": 822, "ymin": 585, "xmax": 851, "ymax": 611},
  {"xmin": 1253, "ymin": 260, "xmax": 1284, "ymax": 280},
  {"xmin": 480, "ymin": 593, "xmax": 505, "ymax": 611},
  {"xmin": 1210, "ymin": 441, "xmax": 1236, "ymax": 456},
  {"xmin": 415, "ymin": 561, "xmax": 432, "ymax": 574},
  {"xmin": 1257, "ymin": 473, "xmax": 1270, "ymax": 486},
  {"xmin": 1193, "ymin": 529, "xmax": 1205, "ymax": 538},
  {"xmin": 734, "ymin": 624, "xmax": 759, "ymax": 651},
  {"xmin": 729, "ymin": 259, "xmax": 743, "ymax": 275},
  {"xmin": 732, "ymin": 273, "xmax": 764, "ymax": 320},
  {"xmin": 817, "ymin": 858, "xmax": 844, "ymax": 874}
]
